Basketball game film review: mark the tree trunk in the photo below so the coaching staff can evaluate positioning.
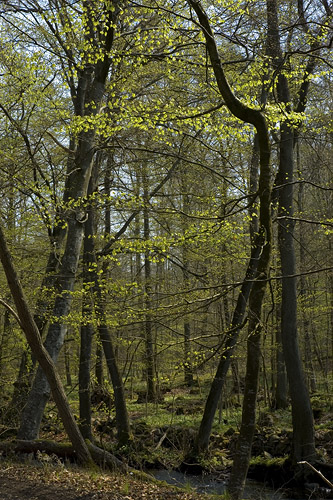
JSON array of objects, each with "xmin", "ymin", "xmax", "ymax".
[
  {"xmin": 278, "ymin": 121, "xmax": 315, "ymax": 462},
  {"xmin": 194, "ymin": 120, "xmax": 262, "ymax": 455},
  {"xmin": 96, "ymin": 317, "xmax": 131, "ymax": 446},
  {"xmin": 228, "ymin": 262, "xmax": 270, "ymax": 499},
  {"xmin": 79, "ymin": 168, "xmax": 98, "ymax": 441},
  {"xmin": 16, "ymin": 1, "xmax": 119, "ymax": 439},
  {"xmin": 0, "ymin": 224, "xmax": 93, "ymax": 466},
  {"xmin": 274, "ymin": 308, "xmax": 288, "ymax": 409},
  {"xmin": 298, "ymin": 154, "xmax": 316, "ymax": 393},
  {"xmin": 10, "ymin": 138, "xmax": 75, "ymax": 410},
  {"xmin": 64, "ymin": 341, "xmax": 72, "ymax": 388},
  {"xmin": 143, "ymin": 173, "xmax": 157, "ymax": 402},
  {"xmin": 266, "ymin": 0, "xmax": 316, "ymax": 463},
  {"xmin": 95, "ymin": 342, "xmax": 104, "ymax": 387},
  {"xmin": 181, "ymin": 182, "xmax": 194, "ymax": 387}
]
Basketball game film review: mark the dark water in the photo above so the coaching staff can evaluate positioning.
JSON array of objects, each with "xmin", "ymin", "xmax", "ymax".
[{"xmin": 150, "ymin": 469, "xmax": 303, "ymax": 499}]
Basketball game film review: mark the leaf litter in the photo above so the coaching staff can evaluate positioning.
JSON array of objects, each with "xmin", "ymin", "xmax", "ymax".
[{"xmin": 0, "ymin": 462, "xmax": 211, "ymax": 500}]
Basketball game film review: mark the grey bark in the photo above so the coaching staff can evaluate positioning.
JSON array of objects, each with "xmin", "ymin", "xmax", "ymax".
[
  {"xmin": 143, "ymin": 172, "xmax": 157, "ymax": 401},
  {"xmin": 274, "ymin": 306, "xmax": 288, "ymax": 409},
  {"xmin": 185, "ymin": 11, "xmax": 271, "ymax": 500},
  {"xmin": 0, "ymin": 224, "xmax": 92, "ymax": 466},
  {"xmin": 79, "ymin": 169, "xmax": 98, "ymax": 441},
  {"xmin": 266, "ymin": 0, "xmax": 316, "ymax": 463},
  {"xmin": 17, "ymin": 1, "xmax": 120, "ymax": 440}
]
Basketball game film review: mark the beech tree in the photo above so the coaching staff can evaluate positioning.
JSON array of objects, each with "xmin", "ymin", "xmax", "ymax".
[{"xmin": 0, "ymin": 2, "xmax": 332, "ymax": 497}]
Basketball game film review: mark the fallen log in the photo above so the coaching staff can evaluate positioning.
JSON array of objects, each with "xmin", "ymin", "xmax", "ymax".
[{"xmin": 0, "ymin": 440, "xmax": 126, "ymax": 472}]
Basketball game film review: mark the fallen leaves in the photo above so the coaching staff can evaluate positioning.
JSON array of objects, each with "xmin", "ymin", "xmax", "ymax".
[{"xmin": 0, "ymin": 461, "xmax": 211, "ymax": 500}]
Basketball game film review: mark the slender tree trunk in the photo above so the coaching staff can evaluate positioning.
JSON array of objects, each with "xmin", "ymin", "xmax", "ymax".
[
  {"xmin": 228, "ymin": 248, "xmax": 270, "ymax": 499},
  {"xmin": 181, "ymin": 183, "xmax": 194, "ymax": 387},
  {"xmin": 195, "ymin": 136, "xmax": 261, "ymax": 453},
  {"xmin": 95, "ymin": 342, "xmax": 104, "ymax": 387},
  {"xmin": 274, "ymin": 305, "xmax": 288, "ymax": 409},
  {"xmin": 143, "ymin": 169, "xmax": 157, "ymax": 402},
  {"xmin": 79, "ymin": 169, "xmax": 131, "ymax": 444},
  {"xmin": 79, "ymin": 168, "xmax": 98, "ymax": 441},
  {"xmin": 64, "ymin": 341, "xmax": 72, "ymax": 387},
  {"xmin": 96, "ymin": 310, "xmax": 131, "ymax": 445}
]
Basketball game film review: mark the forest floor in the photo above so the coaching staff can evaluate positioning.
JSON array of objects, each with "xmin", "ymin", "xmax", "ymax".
[
  {"xmin": 0, "ymin": 461, "xmax": 210, "ymax": 500},
  {"xmin": 1, "ymin": 387, "xmax": 332, "ymax": 499}
]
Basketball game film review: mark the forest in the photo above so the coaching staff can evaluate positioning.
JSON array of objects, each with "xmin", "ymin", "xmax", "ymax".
[{"xmin": 0, "ymin": 0, "xmax": 332, "ymax": 499}]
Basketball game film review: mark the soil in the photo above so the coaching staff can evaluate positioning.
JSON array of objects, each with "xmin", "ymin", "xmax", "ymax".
[{"xmin": 0, "ymin": 462, "xmax": 209, "ymax": 500}]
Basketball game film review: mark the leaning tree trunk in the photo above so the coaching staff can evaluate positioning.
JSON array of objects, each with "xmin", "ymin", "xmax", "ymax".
[
  {"xmin": 194, "ymin": 234, "xmax": 264, "ymax": 453},
  {"xmin": 186, "ymin": 5, "xmax": 272, "ymax": 499},
  {"xmin": 0, "ymin": 224, "xmax": 92, "ymax": 466},
  {"xmin": 227, "ymin": 238, "xmax": 271, "ymax": 500},
  {"xmin": 194, "ymin": 99, "xmax": 263, "ymax": 456}
]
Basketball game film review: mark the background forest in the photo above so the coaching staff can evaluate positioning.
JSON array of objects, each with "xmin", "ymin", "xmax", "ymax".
[{"xmin": 0, "ymin": 0, "xmax": 332, "ymax": 499}]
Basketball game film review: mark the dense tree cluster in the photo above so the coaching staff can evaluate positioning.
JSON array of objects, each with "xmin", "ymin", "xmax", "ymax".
[{"xmin": 0, "ymin": 1, "xmax": 332, "ymax": 498}]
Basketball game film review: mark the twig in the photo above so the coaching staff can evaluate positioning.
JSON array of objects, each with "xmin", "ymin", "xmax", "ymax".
[{"xmin": 298, "ymin": 461, "xmax": 333, "ymax": 489}]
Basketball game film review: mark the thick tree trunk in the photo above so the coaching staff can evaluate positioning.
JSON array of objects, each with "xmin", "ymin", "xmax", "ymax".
[
  {"xmin": 0, "ymin": 224, "xmax": 93, "ymax": 466},
  {"xmin": 11, "ymin": 138, "xmax": 76, "ymax": 409},
  {"xmin": 298, "ymin": 159, "xmax": 316, "ymax": 393},
  {"xmin": 278, "ymin": 122, "xmax": 315, "ymax": 462},
  {"xmin": 16, "ymin": 1, "xmax": 119, "ymax": 439},
  {"xmin": 266, "ymin": 0, "xmax": 316, "ymax": 463},
  {"xmin": 17, "ymin": 201, "xmax": 91, "ymax": 440}
]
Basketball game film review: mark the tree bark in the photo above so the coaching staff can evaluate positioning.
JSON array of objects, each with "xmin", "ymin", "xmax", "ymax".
[
  {"xmin": 194, "ymin": 236, "xmax": 264, "ymax": 453},
  {"xmin": 0, "ymin": 224, "xmax": 93, "ymax": 466},
  {"xmin": 143, "ymin": 170, "xmax": 157, "ymax": 402},
  {"xmin": 274, "ymin": 306, "xmax": 288, "ymax": 409},
  {"xmin": 187, "ymin": 3, "xmax": 271, "ymax": 467},
  {"xmin": 0, "ymin": 440, "xmax": 125, "ymax": 472},
  {"xmin": 17, "ymin": 1, "xmax": 120, "ymax": 440},
  {"xmin": 79, "ymin": 168, "xmax": 98, "ymax": 441},
  {"xmin": 266, "ymin": 0, "xmax": 316, "ymax": 463}
]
